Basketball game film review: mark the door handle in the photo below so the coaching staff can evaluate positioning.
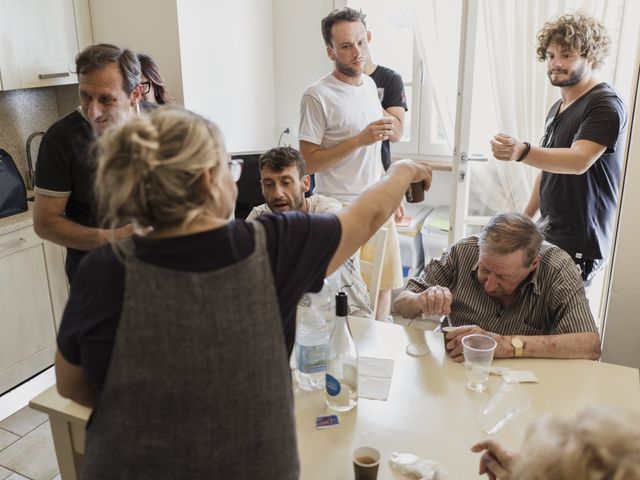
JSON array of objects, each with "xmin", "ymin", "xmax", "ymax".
[
  {"xmin": 461, "ymin": 153, "xmax": 488, "ymax": 162},
  {"xmin": 38, "ymin": 72, "xmax": 70, "ymax": 80},
  {"xmin": 0, "ymin": 238, "xmax": 27, "ymax": 253}
]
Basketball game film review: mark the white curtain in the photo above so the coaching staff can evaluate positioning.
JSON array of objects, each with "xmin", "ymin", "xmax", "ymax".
[{"xmin": 413, "ymin": 0, "xmax": 624, "ymax": 214}]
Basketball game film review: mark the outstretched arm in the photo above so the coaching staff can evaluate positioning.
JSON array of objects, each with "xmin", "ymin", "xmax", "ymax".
[
  {"xmin": 326, "ymin": 160, "xmax": 432, "ymax": 275},
  {"xmin": 491, "ymin": 134, "xmax": 606, "ymax": 174}
]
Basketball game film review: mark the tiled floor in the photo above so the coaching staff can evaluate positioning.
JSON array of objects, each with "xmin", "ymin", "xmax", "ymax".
[
  {"xmin": 0, "ymin": 407, "xmax": 59, "ymax": 480},
  {"xmin": 0, "ymin": 369, "xmax": 55, "ymax": 422}
]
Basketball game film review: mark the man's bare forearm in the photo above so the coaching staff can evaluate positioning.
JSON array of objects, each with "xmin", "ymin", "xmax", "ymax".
[
  {"xmin": 515, "ymin": 332, "xmax": 601, "ymax": 360},
  {"xmin": 34, "ymin": 213, "xmax": 109, "ymax": 251},
  {"xmin": 300, "ymin": 136, "xmax": 363, "ymax": 174},
  {"xmin": 449, "ymin": 328, "xmax": 601, "ymax": 361},
  {"xmin": 301, "ymin": 118, "xmax": 393, "ymax": 174},
  {"xmin": 384, "ymin": 108, "xmax": 404, "ymax": 142},
  {"xmin": 492, "ymin": 135, "xmax": 605, "ymax": 174},
  {"xmin": 393, "ymin": 290, "xmax": 422, "ymax": 318},
  {"xmin": 522, "ymin": 147, "xmax": 595, "ymax": 174}
]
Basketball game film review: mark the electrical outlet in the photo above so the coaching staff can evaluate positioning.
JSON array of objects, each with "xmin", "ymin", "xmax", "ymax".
[{"xmin": 280, "ymin": 124, "xmax": 297, "ymax": 137}]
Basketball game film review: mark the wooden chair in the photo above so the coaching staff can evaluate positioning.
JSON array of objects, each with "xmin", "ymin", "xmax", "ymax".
[
  {"xmin": 359, "ymin": 227, "xmax": 388, "ymax": 319},
  {"xmin": 30, "ymin": 386, "xmax": 90, "ymax": 480}
]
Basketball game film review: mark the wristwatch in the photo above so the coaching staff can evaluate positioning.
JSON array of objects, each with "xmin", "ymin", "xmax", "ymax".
[{"xmin": 511, "ymin": 337, "xmax": 524, "ymax": 357}]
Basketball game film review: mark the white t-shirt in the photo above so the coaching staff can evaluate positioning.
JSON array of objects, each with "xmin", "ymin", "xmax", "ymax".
[{"xmin": 299, "ymin": 73, "xmax": 384, "ymax": 204}]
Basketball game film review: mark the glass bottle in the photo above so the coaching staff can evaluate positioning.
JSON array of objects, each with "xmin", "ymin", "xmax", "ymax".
[{"xmin": 324, "ymin": 292, "xmax": 358, "ymax": 412}]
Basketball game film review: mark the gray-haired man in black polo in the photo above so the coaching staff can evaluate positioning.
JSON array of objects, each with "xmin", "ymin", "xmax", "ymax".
[{"xmin": 394, "ymin": 213, "xmax": 601, "ymax": 362}]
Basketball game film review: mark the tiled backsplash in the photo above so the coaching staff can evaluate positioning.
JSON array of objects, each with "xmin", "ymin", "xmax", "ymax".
[{"xmin": 0, "ymin": 85, "xmax": 78, "ymax": 185}]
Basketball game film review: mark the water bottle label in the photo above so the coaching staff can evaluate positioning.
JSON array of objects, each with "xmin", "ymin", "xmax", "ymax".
[
  {"xmin": 296, "ymin": 343, "xmax": 327, "ymax": 374},
  {"xmin": 325, "ymin": 374, "xmax": 341, "ymax": 396}
]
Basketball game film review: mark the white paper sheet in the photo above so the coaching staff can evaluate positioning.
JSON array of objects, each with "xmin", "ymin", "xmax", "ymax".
[{"xmin": 359, "ymin": 356, "xmax": 395, "ymax": 400}]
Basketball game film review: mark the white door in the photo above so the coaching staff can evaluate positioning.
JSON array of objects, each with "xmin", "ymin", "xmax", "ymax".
[{"xmin": 448, "ymin": 0, "xmax": 483, "ymax": 244}]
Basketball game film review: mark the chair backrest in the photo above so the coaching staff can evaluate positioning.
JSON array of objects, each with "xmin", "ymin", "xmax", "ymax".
[
  {"xmin": 359, "ymin": 227, "xmax": 388, "ymax": 318},
  {"xmin": 232, "ymin": 151, "xmax": 264, "ymax": 219}
]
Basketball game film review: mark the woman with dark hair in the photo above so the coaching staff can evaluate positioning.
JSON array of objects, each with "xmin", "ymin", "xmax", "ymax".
[{"xmin": 138, "ymin": 53, "xmax": 172, "ymax": 105}]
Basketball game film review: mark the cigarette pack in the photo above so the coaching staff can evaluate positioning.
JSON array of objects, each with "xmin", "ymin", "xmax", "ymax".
[{"xmin": 316, "ymin": 414, "xmax": 340, "ymax": 429}]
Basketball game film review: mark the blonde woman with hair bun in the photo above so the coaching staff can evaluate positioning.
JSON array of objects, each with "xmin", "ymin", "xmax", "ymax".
[
  {"xmin": 54, "ymin": 106, "xmax": 433, "ymax": 478},
  {"xmin": 95, "ymin": 107, "xmax": 235, "ymax": 236},
  {"xmin": 472, "ymin": 405, "xmax": 640, "ymax": 480}
]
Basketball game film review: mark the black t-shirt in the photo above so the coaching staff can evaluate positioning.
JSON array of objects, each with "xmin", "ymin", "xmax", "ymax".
[
  {"xmin": 35, "ymin": 110, "xmax": 97, "ymax": 278},
  {"xmin": 539, "ymin": 83, "xmax": 627, "ymax": 260},
  {"xmin": 369, "ymin": 65, "xmax": 408, "ymax": 170},
  {"xmin": 57, "ymin": 212, "xmax": 341, "ymax": 395}
]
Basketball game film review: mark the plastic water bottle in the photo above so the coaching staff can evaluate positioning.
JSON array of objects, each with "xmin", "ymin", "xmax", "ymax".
[
  {"xmin": 325, "ymin": 291, "xmax": 358, "ymax": 412},
  {"xmin": 295, "ymin": 293, "xmax": 329, "ymax": 391}
]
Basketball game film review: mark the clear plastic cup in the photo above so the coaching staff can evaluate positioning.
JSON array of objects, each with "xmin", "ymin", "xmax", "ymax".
[
  {"xmin": 478, "ymin": 380, "xmax": 532, "ymax": 434},
  {"xmin": 462, "ymin": 334, "xmax": 497, "ymax": 392}
]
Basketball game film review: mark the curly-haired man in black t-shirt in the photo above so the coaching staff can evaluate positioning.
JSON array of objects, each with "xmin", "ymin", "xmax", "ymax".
[{"xmin": 489, "ymin": 13, "xmax": 627, "ymax": 285}]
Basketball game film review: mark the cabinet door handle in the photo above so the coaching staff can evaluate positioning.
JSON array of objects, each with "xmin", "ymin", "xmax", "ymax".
[
  {"xmin": 38, "ymin": 72, "xmax": 70, "ymax": 80},
  {"xmin": 0, "ymin": 238, "xmax": 27, "ymax": 253}
]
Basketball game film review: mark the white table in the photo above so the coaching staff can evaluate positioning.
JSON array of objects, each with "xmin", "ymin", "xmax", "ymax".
[
  {"xmin": 294, "ymin": 317, "xmax": 640, "ymax": 479},
  {"xmin": 31, "ymin": 318, "xmax": 640, "ymax": 479}
]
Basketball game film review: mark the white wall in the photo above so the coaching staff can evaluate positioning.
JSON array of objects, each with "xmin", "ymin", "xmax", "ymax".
[
  {"xmin": 90, "ymin": 0, "xmax": 276, "ymax": 152},
  {"xmin": 89, "ymin": 0, "xmax": 184, "ymax": 105},
  {"xmin": 273, "ymin": 0, "xmax": 333, "ymax": 146},
  {"xmin": 177, "ymin": 0, "xmax": 275, "ymax": 152},
  {"xmin": 602, "ymin": 55, "xmax": 640, "ymax": 369}
]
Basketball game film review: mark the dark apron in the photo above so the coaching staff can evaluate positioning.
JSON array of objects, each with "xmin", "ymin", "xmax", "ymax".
[{"xmin": 82, "ymin": 222, "xmax": 299, "ymax": 479}]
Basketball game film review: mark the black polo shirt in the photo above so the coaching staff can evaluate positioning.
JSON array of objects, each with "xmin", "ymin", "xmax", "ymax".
[{"xmin": 35, "ymin": 109, "xmax": 97, "ymax": 280}]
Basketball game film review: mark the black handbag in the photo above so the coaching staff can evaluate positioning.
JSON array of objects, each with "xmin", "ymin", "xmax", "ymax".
[{"xmin": 0, "ymin": 149, "xmax": 28, "ymax": 218}]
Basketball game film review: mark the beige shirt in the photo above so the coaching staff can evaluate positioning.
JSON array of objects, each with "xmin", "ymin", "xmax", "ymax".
[{"xmin": 246, "ymin": 194, "xmax": 343, "ymax": 220}]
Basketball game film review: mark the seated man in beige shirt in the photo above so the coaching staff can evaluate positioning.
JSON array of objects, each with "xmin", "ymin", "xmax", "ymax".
[
  {"xmin": 247, "ymin": 146, "xmax": 371, "ymax": 315},
  {"xmin": 394, "ymin": 212, "xmax": 601, "ymax": 361}
]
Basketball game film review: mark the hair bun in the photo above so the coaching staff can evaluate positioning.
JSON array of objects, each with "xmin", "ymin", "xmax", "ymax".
[{"xmin": 126, "ymin": 119, "xmax": 161, "ymax": 173}]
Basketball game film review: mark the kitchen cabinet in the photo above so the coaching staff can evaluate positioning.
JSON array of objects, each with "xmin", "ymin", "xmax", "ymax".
[
  {"xmin": 0, "ymin": 224, "xmax": 68, "ymax": 394},
  {"xmin": 0, "ymin": 0, "xmax": 92, "ymax": 90}
]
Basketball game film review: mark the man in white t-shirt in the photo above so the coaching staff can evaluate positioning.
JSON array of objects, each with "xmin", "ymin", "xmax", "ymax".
[
  {"xmin": 299, "ymin": 7, "xmax": 403, "ymax": 320},
  {"xmin": 247, "ymin": 147, "xmax": 372, "ymax": 316}
]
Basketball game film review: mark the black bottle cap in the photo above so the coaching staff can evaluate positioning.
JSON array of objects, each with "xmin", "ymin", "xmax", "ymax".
[{"xmin": 335, "ymin": 291, "xmax": 349, "ymax": 317}]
